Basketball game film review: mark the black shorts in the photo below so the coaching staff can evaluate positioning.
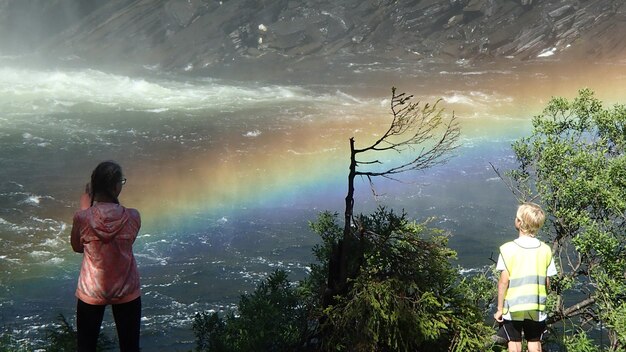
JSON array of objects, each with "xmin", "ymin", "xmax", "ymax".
[{"xmin": 497, "ymin": 319, "xmax": 546, "ymax": 342}]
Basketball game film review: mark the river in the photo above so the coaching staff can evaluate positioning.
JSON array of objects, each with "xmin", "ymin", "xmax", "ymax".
[{"xmin": 1, "ymin": 57, "xmax": 625, "ymax": 350}]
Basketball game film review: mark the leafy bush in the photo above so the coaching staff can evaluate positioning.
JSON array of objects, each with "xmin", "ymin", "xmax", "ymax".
[
  {"xmin": 192, "ymin": 208, "xmax": 495, "ymax": 351},
  {"xmin": 43, "ymin": 314, "xmax": 77, "ymax": 352},
  {"xmin": 563, "ymin": 332, "xmax": 598, "ymax": 352},
  {"xmin": 309, "ymin": 207, "xmax": 493, "ymax": 352},
  {"xmin": 0, "ymin": 331, "xmax": 31, "ymax": 352},
  {"xmin": 44, "ymin": 314, "xmax": 115, "ymax": 352},
  {"xmin": 1, "ymin": 314, "xmax": 114, "ymax": 352},
  {"xmin": 193, "ymin": 311, "xmax": 228, "ymax": 352},
  {"xmin": 193, "ymin": 270, "xmax": 309, "ymax": 352}
]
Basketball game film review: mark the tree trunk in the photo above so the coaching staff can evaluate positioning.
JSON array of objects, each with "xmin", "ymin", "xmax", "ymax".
[
  {"xmin": 324, "ymin": 138, "xmax": 357, "ymax": 307},
  {"xmin": 341, "ymin": 137, "xmax": 357, "ymax": 286}
]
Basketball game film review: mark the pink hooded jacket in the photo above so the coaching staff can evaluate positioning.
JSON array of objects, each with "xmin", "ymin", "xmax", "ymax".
[{"xmin": 71, "ymin": 202, "xmax": 141, "ymax": 305}]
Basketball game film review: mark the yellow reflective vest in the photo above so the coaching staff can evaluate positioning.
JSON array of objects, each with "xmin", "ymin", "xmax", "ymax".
[{"xmin": 500, "ymin": 239, "xmax": 552, "ymax": 314}]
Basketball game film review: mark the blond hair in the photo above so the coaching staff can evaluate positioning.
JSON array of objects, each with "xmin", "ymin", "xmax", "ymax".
[{"xmin": 516, "ymin": 202, "xmax": 545, "ymax": 236}]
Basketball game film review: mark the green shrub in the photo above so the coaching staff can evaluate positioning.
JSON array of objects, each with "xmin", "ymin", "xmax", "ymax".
[
  {"xmin": 310, "ymin": 207, "xmax": 493, "ymax": 351},
  {"xmin": 563, "ymin": 332, "xmax": 598, "ymax": 352},
  {"xmin": 0, "ymin": 331, "xmax": 31, "ymax": 352},
  {"xmin": 193, "ymin": 270, "xmax": 308, "ymax": 352},
  {"xmin": 2, "ymin": 314, "xmax": 114, "ymax": 352}
]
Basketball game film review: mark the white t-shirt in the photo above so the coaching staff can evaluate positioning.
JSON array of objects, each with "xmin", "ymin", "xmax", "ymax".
[{"xmin": 496, "ymin": 236, "xmax": 557, "ymax": 321}]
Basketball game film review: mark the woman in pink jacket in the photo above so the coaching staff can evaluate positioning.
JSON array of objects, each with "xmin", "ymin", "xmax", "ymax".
[{"xmin": 71, "ymin": 161, "xmax": 141, "ymax": 352}]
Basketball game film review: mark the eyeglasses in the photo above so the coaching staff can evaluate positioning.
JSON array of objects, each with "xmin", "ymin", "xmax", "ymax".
[{"xmin": 120, "ymin": 178, "xmax": 127, "ymax": 185}]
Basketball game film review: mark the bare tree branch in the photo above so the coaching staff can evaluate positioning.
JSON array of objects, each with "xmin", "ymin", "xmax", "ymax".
[
  {"xmin": 328, "ymin": 87, "xmax": 461, "ymax": 309},
  {"xmin": 548, "ymin": 297, "xmax": 596, "ymax": 324},
  {"xmin": 354, "ymin": 88, "xmax": 460, "ymax": 161},
  {"xmin": 488, "ymin": 162, "xmax": 542, "ymax": 203}
]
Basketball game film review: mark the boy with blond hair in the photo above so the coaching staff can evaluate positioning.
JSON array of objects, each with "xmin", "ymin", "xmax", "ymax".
[{"xmin": 494, "ymin": 202, "xmax": 557, "ymax": 352}]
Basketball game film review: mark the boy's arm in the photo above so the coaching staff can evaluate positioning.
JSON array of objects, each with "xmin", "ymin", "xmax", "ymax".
[
  {"xmin": 494, "ymin": 269, "xmax": 509, "ymax": 322},
  {"xmin": 546, "ymin": 257, "xmax": 557, "ymax": 292}
]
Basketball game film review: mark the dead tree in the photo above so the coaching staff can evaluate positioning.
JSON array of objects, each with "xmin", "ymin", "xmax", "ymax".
[{"xmin": 325, "ymin": 87, "xmax": 461, "ymax": 306}]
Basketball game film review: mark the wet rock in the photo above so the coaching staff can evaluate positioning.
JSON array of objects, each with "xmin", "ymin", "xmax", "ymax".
[
  {"xmin": 163, "ymin": 0, "xmax": 203, "ymax": 28},
  {"xmin": 463, "ymin": 0, "xmax": 486, "ymax": 14},
  {"xmin": 548, "ymin": 5, "xmax": 574, "ymax": 19},
  {"xmin": 449, "ymin": 0, "xmax": 470, "ymax": 8},
  {"xmin": 2, "ymin": 0, "xmax": 624, "ymax": 73},
  {"xmin": 445, "ymin": 14, "xmax": 464, "ymax": 28},
  {"xmin": 0, "ymin": 0, "xmax": 112, "ymax": 54}
]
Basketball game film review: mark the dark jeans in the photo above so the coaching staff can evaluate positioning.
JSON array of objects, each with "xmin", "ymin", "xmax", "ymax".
[{"xmin": 76, "ymin": 297, "xmax": 141, "ymax": 352}]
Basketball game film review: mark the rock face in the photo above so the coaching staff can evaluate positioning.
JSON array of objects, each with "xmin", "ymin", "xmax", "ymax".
[
  {"xmin": 0, "ymin": 0, "xmax": 111, "ymax": 54},
  {"xmin": 2, "ymin": 0, "xmax": 626, "ymax": 74}
]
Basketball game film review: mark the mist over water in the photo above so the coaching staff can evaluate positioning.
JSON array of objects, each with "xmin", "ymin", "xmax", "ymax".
[{"xmin": 1, "ymin": 59, "xmax": 625, "ymax": 350}]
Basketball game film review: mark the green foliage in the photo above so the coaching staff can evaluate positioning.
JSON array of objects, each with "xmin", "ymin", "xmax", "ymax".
[
  {"xmin": 507, "ymin": 88, "xmax": 626, "ymax": 349},
  {"xmin": 43, "ymin": 314, "xmax": 78, "ymax": 352},
  {"xmin": 457, "ymin": 268, "xmax": 497, "ymax": 315},
  {"xmin": 232, "ymin": 270, "xmax": 308, "ymax": 351},
  {"xmin": 309, "ymin": 208, "xmax": 492, "ymax": 352},
  {"xmin": 0, "ymin": 331, "xmax": 31, "ymax": 352},
  {"xmin": 1, "ymin": 314, "xmax": 114, "ymax": 352},
  {"xmin": 563, "ymin": 332, "xmax": 598, "ymax": 352},
  {"xmin": 193, "ymin": 311, "xmax": 228, "ymax": 352},
  {"xmin": 305, "ymin": 211, "xmax": 343, "ymax": 307},
  {"xmin": 193, "ymin": 270, "xmax": 309, "ymax": 352},
  {"xmin": 195, "ymin": 208, "xmax": 495, "ymax": 352},
  {"xmin": 611, "ymin": 303, "xmax": 626, "ymax": 346},
  {"xmin": 43, "ymin": 314, "xmax": 115, "ymax": 352}
]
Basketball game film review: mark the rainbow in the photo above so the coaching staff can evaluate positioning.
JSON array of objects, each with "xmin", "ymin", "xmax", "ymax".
[{"xmin": 112, "ymin": 59, "xmax": 626, "ymax": 236}]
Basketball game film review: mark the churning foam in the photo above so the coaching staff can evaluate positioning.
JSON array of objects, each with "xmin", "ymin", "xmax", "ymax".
[{"xmin": 0, "ymin": 67, "xmax": 353, "ymax": 115}]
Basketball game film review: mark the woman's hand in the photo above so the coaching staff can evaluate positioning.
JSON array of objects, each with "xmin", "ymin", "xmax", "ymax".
[{"xmin": 79, "ymin": 183, "xmax": 92, "ymax": 210}]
